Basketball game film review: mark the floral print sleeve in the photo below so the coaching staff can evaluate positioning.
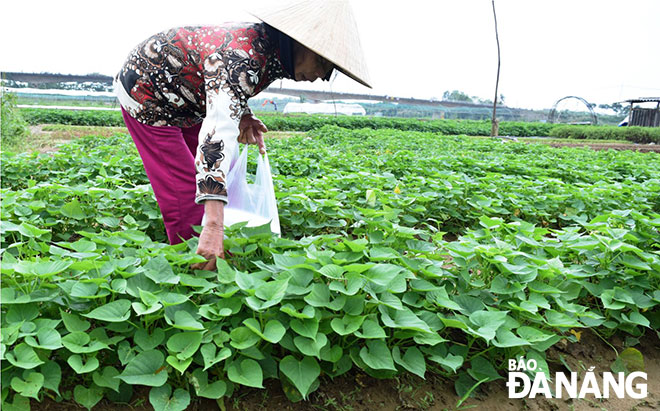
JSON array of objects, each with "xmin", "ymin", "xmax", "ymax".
[{"xmin": 194, "ymin": 90, "xmax": 239, "ymax": 204}]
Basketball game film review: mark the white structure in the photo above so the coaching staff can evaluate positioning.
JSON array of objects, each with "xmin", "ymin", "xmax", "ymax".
[{"xmin": 283, "ymin": 102, "xmax": 366, "ymax": 116}]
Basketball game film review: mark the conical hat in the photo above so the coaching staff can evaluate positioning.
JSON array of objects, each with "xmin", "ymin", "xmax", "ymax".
[{"xmin": 248, "ymin": 0, "xmax": 372, "ymax": 88}]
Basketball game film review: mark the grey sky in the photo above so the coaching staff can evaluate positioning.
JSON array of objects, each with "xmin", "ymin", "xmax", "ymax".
[{"xmin": 2, "ymin": 0, "xmax": 659, "ymax": 110}]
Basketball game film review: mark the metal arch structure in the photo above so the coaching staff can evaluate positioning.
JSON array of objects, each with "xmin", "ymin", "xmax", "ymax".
[{"xmin": 547, "ymin": 96, "xmax": 598, "ymax": 125}]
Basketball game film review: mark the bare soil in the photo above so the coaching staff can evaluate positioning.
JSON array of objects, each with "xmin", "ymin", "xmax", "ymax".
[
  {"xmin": 30, "ymin": 330, "xmax": 660, "ymax": 411},
  {"xmin": 537, "ymin": 142, "xmax": 660, "ymax": 153},
  {"xmin": 28, "ymin": 124, "xmax": 128, "ymax": 152}
]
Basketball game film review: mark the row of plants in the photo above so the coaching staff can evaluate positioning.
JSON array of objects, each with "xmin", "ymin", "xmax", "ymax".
[
  {"xmin": 1, "ymin": 127, "xmax": 659, "ymax": 410},
  {"xmin": 550, "ymin": 124, "xmax": 660, "ymax": 144},
  {"xmin": 3, "ymin": 128, "xmax": 658, "ymax": 239},
  {"xmin": 6, "ymin": 107, "xmax": 550, "ymax": 137},
  {"xmin": 18, "ymin": 107, "xmax": 556, "ymax": 136},
  {"xmin": 20, "ymin": 106, "xmax": 659, "ymax": 142}
]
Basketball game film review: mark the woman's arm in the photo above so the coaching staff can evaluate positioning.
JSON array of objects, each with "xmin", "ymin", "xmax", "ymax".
[{"xmin": 192, "ymin": 199, "xmax": 225, "ymax": 271}]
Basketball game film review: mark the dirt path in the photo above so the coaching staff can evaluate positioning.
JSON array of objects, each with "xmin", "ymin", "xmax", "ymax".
[
  {"xmin": 28, "ymin": 124, "xmax": 129, "ymax": 152},
  {"xmin": 537, "ymin": 141, "xmax": 660, "ymax": 153}
]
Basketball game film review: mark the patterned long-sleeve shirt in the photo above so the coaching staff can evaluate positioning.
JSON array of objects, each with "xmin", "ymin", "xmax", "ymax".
[{"xmin": 115, "ymin": 23, "xmax": 292, "ymax": 204}]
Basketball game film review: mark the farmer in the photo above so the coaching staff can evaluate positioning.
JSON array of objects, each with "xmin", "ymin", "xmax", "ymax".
[{"xmin": 114, "ymin": 0, "xmax": 371, "ymax": 270}]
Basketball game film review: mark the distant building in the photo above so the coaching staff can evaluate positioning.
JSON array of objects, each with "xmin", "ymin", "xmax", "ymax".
[
  {"xmin": 623, "ymin": 98, "xmax": 660, "ymax": 127},
  {"xmin": 283, "ymin": 102, "xmax": 366, "ymax": 116}
]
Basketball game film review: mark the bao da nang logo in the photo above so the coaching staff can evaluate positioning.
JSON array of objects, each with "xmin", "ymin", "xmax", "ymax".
[{"xmin": 507, "ymin": 358, "xmax": 648, "ymax": 399}]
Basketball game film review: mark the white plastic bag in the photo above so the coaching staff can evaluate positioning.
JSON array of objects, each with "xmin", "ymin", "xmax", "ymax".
[{"xmin": 202, "ymin": 145, "xmax": 280, "ymax": 234}]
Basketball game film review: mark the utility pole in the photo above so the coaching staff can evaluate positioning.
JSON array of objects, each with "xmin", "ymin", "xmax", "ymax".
[{"xmin": 491, "ymin": 0, "xmax": 501, "ymax": 137}]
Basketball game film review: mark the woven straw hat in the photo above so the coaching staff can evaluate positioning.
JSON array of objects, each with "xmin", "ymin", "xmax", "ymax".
[{"xmin": 248, "ymin": 0, "xmax": 372, "ymax": 88}]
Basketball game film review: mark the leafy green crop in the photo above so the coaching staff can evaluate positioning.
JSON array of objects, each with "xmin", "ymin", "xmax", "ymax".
[
  {"xmin": 1, "ymin": 126, "xmax": 659, "ymax": 410},
  {"xmin": 550, "ymin": 124, "xmax": 660, "ymax": 144}
]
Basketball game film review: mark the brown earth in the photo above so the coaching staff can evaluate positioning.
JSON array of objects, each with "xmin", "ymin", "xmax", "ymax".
[
  {"xmin": 29, "ymin": 329, "xmax": 660, "ymax": 411},
  {"xmin": 27, "ymin": 124, "xmax": 128, "ymax": 153},
  {"xmin": 535, "ymin": 142, "xmax": 660, "ymax": 153}
]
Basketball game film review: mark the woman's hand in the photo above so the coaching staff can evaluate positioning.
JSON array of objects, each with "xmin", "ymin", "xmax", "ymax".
[
  {"xmin": 192, "ymin": 200, "xmax": 224, "ymax": 271},
  {"xmin": 239, "ymin": 113, "xmax": 268, "ymax": 154}
]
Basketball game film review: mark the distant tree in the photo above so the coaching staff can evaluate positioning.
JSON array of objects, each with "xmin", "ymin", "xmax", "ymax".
[
  {"xmin": 598, "ymin": 102, "xmax": 630, "ymax": 117},
  {"xmin": 442, "ymin": 90, "xmax": 473, "ymax": 102}
]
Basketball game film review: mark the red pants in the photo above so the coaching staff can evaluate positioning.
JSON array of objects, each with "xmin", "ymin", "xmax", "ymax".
[{"xmin": 121, "ymin": 109, "xmax": 204, "ymax": 244}]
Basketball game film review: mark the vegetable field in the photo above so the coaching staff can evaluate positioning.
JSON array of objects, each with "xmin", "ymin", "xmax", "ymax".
[{"xmin": 1, "ymin": 124, "xmax": 659, "ymax": 410}]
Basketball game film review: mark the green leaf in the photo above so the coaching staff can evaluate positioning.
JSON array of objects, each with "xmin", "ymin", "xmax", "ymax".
[
  {"xmin": 468, "ymin": 356, "xmax": 503, "ymax": 382},
  {"xmin": 190, "ymin": 368, "xmax": 227, "ymax": 399},
  {"xmin": 41, "ymin": 361, "xmax": 62, "ymax": 394},
  {"xmin": 6, "ymin": 304, "xmax": 39, "ymax": 323},
  {"xmin": 229, "ymin": 326, "xmax": 260, "ymax": 349},
  {"xmin": 27, "ymin": 260, "xmax": 72, "ymax": 277},
  {"xmin": 359, "ymin": 340, "xmax": 396, "ymax": 371},
  {"xmin": 61, "ymin": 331, "xmax": 108, "ymax": 354},
  {"xmin": 144, "ymin": 255, "xmax": 180, "ymax": 285},
  {"xmin": 303, "ymin": 283, "xmax": 332, "ymax": 307},
  {"xmin": 172, "ymin": 311, "xmax": 204, "ymax": 331},
  {"xmin": 293, "ymin": 333, "xmax": 328, "ymax": 359},
  {"xmin": 227, "ymin": 358, "xmax": 264, "ymax": 388},
  {"xmin": 620, "ymin": 255, "xmax": 651, "ymax": 271},
  {"xmin": 67, "ymin": 354, "xmax": 100, "ymax": 373},
  {"xmin": 149, "ymin": 384, "xmax": 190, "ymax": 411},
  {"xmin": 201, "ymin": 343, "xmax": 232, "ymax": 371},
  {"xmin": 622, "ymin": 311, "xmax": 650, "ymax": 327},
  {"xmin": 379, "ymin": 306, "xmax": 433, "ymax": 333},
  {"xmin": 468, "ymin": 310, "xmax": 509, "ymax": 342},
  {"xmin": 280, "ymin": 303, "xmax": 316, "ymax": 319},
  {"xmin": 255, "ymin": 278, "xmax": 289, "ymax": 305},
  {"xmin": 132, "ymin": 301, "xmax": 163, "ymax": 316},
  {"xmin": 166, "ymin": 355, "xmax": 193, "ymax": 374},
  {"xmin": 243, "ymin": 318, "xmax": 286, "ymax": 344},
  {"xmin": 290, "ymin": 317, "xmax": 319, "ymax": 339},
  {"xmin": 544, "ymin": 310, "xmax": 582, "ymax": 328},
  {"xmin": 492, "ymin": 329, "xmax": 531, "ymax": 348},
  {"xmin": 60, "ymin": 309, "xmax": 91, "ymax": 332},
  {"xmin": 134, "ymin": 328, "xmax": 165, "ymax": 351},
  {"xmin": 24, "ymin": 328, "xmax": 62, "ymax": 350},
  {"xmin": 5, "ymin": 343, "xmax": 45, "ymax": 369},
  {"xmin": 92, "ymin": 366, "xmax": 121, "ymax": 392},
  {"xmin": 428, "ymin": 351, "xmax": 464, "ymax": 373},
  {"xmin": 614, "ymin": 347, "xmax": 645, "ymax": 373},
  {"xmin": 159, "ymin": 292, "xmax": 189, "ymax": 307},
  {"xmin": 355, "ymin": 319, "xmax": 387, "ymax": 339},
  {"xmin": 83, "ymin": 299, "xmax": 131, "ymax": 322},
  {"xmin": 11, "ymin": 372, "xmax": 44, "ymax": 399},
  {"xmin": 73, "ymin": 384, "xmax": 104, "ymax": 410},
  {"xmin": 363, "ymin": 264, "xmax": 405, "ymax": 287},
  {"xmin": 330, "ymin": 315, "xmax": 365, "ymax": 336},
  {"xmin": 318, "ymin": 264, "xmax": 346, "ymax": 279},
  {"xmin": 166, "ymin": 332, "xmax": 203, "ymax": 360},
  {"xmin": 279, "ymin": 355, "xmax": 321, "ymax": 399},
  {"xmin": 17, "ymin": 222, "xmax": 49, "ymax": 237},
  {"xmin": 320, "ymin": 344, "xmax": 343, "ymax": 363},
  {"xmin": 97, "ymin": 216, "xmax": 120, "ymax": 227},
  {"xmin": 117, "ymin": 349, "xmax": 168, "ymax": 387},
  {"xmin": 70, "ymin": 282, "xmax": 101, "ymax": 298},
  {"xmin": 61, "ymin": 199, "xmax": 86, "ymax": 220},
  {"xmin": 392, "ymin": 346, "xmax": 426, "ymax": 379},
  {"xmin": 329, "ymin": 272, "xmax": 366, "ymax": 295}
]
